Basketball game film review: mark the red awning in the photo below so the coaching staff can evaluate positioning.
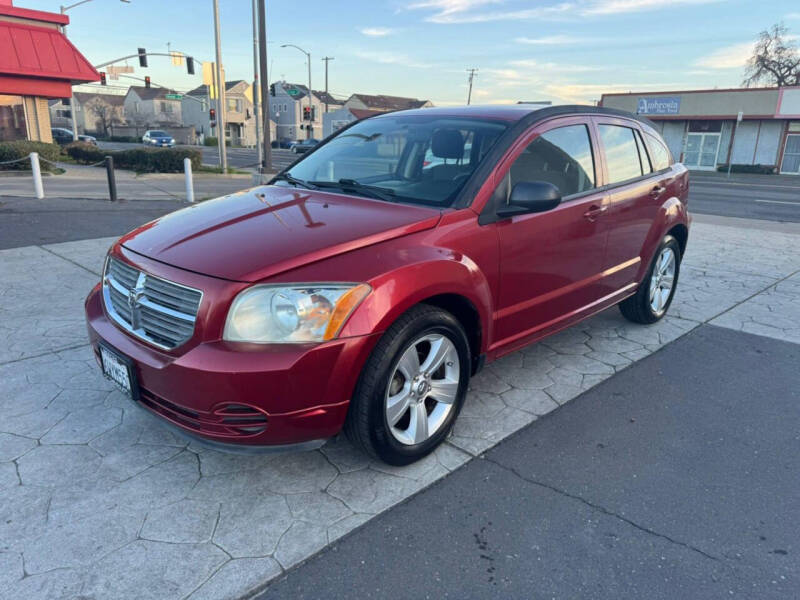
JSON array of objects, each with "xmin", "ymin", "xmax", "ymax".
[{"xmin": 0, "ymin": 20, "xmax": 100, "ymax": 98}]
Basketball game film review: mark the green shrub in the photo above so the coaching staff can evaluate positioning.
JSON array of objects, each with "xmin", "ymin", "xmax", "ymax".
[
  {"xmin": 94, "ymin": 135, "xmax": 139, "ymax": 143},
  {"xmin": 716, "ymin": 164, "xmax": 775, "ymax": 175},
  {"xmin": 65, "ymin": 141, "xmax": 106, "ymax": 164},
  {"xmin": 64, "ymin": 144, "xmax": 201, "ymax": 173},
  {"xmin": 0, "ymin": 140, "xmax": 62, "ymax": 171},
  {"xmin": 112, "ymin": 147, "xmax": 201, "ymax": 172},
  {"xmin": 203, "ymin": 136, "xmax": 218, "ymax": 147}
]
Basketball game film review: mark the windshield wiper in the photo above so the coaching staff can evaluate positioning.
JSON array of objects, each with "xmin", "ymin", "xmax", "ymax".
[
  {"xmin": 272, "ymin": 173, "xmax": 318, "ymax": 190},
  {"xmin": 310, "ymin": 179, "xmax": 397, "ymax": 203}
]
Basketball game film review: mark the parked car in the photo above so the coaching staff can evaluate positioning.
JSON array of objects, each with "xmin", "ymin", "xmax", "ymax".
[
  {"xmin": 51, "ymin": 127, "xmax": 96, "ymax": 145},
  {"xmin": 291, "ymin": 138, "xmax": 320, "ymax": 154},
  {"xmin": 271, "ymin": 138, "xmax": 293, "ymax": 149},
  {"xmin": 142, "ymin": 130, "xmax": 175, "ymax": 147},
  {"xmin": 85, "ymin": 105, "xmax": 689, "ymax": 465}
]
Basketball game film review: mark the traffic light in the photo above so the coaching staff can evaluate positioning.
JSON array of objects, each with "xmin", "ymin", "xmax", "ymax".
[
  {"xmin": 270, "ymin": 83, "xmax": 276, "ymax": 97},
  {"xmin": 100, "ymin": 72, "xmax": 107, "ymax": 86},
  {"xmin": 303, "ymin": 106, "xmax": 311, "ymax": 121},
  {"xmin": 209, "ymin": 108, "xmax": 216, "ymax": 121},
  {"xmin": 138, "ymin": 48, "xmax": 148, "ymax": 68},
  {"xmin": 144, "ymin": 76, "xmax": 151, "ymax": 89},
  {"xmin": 186, "ymin": 57, "xmax": 195, "ymax": 75}
]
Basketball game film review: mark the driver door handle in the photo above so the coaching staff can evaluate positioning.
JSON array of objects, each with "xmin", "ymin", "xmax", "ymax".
[
  {"xmin": 650, "ymin": 185, "xmax": 666, "ymax": 198},
  {"xmin": 583, "ymin": 204, "xmax": 607, "ymax": 221}
]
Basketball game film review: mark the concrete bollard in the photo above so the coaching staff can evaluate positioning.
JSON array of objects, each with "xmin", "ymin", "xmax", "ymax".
[
  {"xmin": 184, "ymin": 158, "xmax": 195, "ymax": 203},
  {"xmin": 30, "ymin": 152, "xmax": 44, "ymax": 199}
]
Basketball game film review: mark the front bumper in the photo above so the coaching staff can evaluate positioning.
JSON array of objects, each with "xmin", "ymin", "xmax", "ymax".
[{"xmin": 85, "ymin": 284, "xmax": 380, "ymax": 449}]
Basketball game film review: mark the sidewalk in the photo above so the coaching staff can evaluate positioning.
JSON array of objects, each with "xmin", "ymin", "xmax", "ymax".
[
  {"xmin": 0, "ymin": 163, "xmax": 254, "ymax": 202},
  {"xmin": 0, "ymin": 216, "xmax": 799, "ymax": 599}
]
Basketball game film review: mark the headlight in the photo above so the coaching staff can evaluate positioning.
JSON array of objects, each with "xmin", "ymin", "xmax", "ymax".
[
  {"xmin": 169, "ymin": 138, "xmax": 175, "ymax": 143},
  {"xmin": 223, "ymin": 284, "xmax": 370, "ymax": 343}
]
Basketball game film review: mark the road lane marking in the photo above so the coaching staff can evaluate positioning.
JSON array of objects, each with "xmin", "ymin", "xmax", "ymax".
[{"xmin": 754, "ymin": 199, "xmax": 800, "ymax": 205}]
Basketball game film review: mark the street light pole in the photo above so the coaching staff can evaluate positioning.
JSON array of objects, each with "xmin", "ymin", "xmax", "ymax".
[
  {"xmin": 281, "ymin": 44, "xmax": 312, "ymax": 140},
  {"xmin": 212, "ymin": 0, "xmax": 227, "ymax": 173},
  {"xmin": 250, "ymin": 0, "xmax": 262, "ymax": 168},
  {"xmin": 60, "ymin": 1, "xmax": 131, "ymax": 142},
  {"xmin": 256, "ymin": 0, "xmax": 273, "ymax": 174}
]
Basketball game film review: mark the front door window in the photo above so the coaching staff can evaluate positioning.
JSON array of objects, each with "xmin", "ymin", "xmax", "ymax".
[
  {"xmin": 684, "ymin": 133, "xmax": 720, "ymax": 169},
  {"xmin": 0, "ymin": 95, "xmax": 27, "ymax": 142},
  {"xmin": 780, "ymin": 134, "xmax": 800, "ymax": 174}
]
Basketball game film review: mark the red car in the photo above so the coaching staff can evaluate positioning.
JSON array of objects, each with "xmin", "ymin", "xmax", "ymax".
[{"xmin": 85, "ymin": 105, "xmax": 689, "ymax": 465}]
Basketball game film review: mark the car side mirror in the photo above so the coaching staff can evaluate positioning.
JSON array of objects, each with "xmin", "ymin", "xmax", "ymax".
[{"xmin": 496, "ymin": 181, "xmax": 561, "ymax": 218}]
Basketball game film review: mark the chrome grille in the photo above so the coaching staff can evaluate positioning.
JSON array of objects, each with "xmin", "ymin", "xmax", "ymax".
[{"xmin": 103, "ymin": 257, "xmax": 202, "ymax": 350}]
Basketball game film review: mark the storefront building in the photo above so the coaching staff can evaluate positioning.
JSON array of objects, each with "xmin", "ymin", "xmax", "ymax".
[
  {"xmin": 0, "ymin": 0, "xmax": 99, "ymax": 143},
  {"xmin": 600, "ymin": 86, "xmax": 800, "ymax": 175}
]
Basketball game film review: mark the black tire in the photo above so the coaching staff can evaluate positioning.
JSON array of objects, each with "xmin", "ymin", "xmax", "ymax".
[
  {"xmin": 344, "ymin": 304, "xmax": 471, "ymax": 465},
  {"xmin": 619, "ymin": 234, "xmax": 681, "ymax": 324}
]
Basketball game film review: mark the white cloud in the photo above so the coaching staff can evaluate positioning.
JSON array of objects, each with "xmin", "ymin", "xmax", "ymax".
[
  {"xmin": 693, "ymin": 41, "xmax": 754, "ymax": 69},
  {"xmin": 407, "ymin": 0, "xmax": 725, "ymax": 23},
  {"xmin": 406, "ymin": 0, "xmax": 574, "ymax": 24},
  {"xmin": 582, "ymin": 0, "xmax": 723, "ymax": 15},
  {"xmin": 354, "ymin": 50, "xmax": 431, "ymax": 69},
  {"xmin": 545, "ymin": 81, "xmax": 683, "ymax": 103},
  {"xmin": 360, "ymin": 27, "xmax": 395, "ymax": 37},
  {"xmin": 514, "ymin": 35, "xmax": 584, "ymax": 45},
  {"xmin": 509, "ymin": 58, "xmax": 600, "ymax": 72}
]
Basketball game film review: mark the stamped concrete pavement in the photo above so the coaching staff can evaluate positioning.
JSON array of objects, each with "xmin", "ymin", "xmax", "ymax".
[{"xmin": 0, "ymin": 218, "xmax": 799, "ymax": 599}]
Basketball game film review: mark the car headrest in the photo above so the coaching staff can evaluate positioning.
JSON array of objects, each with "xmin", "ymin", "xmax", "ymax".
[{"xmin": 431, "ymin": 129, "xmax": 464, "ymax": 159}]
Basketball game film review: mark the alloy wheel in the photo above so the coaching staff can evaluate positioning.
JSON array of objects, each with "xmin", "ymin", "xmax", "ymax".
[
  {"xmin": 385, "ymin": 333, "xmax": 460, "ymax": 446},
  {"xmin": 649, "ymin": 246, "xmax": 676, "ymax": 316}
]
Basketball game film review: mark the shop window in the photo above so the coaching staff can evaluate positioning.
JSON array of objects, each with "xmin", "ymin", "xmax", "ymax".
[
  {"xmin": 688, "ymin": 120, "xmax": 723, "ymax": 133},
  {"xmin": 0, "ymin": 95, "xmax": 27, "ymax": 142}
]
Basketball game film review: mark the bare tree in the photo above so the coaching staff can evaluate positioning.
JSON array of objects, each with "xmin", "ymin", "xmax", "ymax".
[
  {"xmin": 87, "ymin": 99, "xmax": 122, "ymax": 137},
  {"xmin": 743, "ymin": 23, "xmax": 800, "ymax": 87}
]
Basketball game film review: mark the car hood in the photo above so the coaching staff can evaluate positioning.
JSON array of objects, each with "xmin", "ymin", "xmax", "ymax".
[{"xmin": 120, "ymin": 185, "xmax": 442, "ymax": 282}]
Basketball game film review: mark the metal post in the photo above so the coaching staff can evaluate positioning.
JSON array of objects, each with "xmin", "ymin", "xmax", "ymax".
[
  {"xmin": 251, "ymin": 0, "xmax": 263, "ymax": 167},
  {"xmin": 728, "ymin": 110, "xmax": 743, "ymax": 179},
  {"xmin": 212, "ymin": 0, "xmax": 228, "ymax": 173},
  {"xmin": 105, "ymin": 156, "xmax": 117, "ymax": 202},
  {"xmin": 307, "ymin": 51, "xmax": 312, "ymax": 139},
  {"xmin": 30, "ymin": 152, "xmax": 44, "ymax": 199},
  {"xmin": 257, "ymin": 0, "xmax": 273, "ymax": 174},
  {"xmin": 184, "ymin": 157, "xmax": 195, "ymax": 203}
]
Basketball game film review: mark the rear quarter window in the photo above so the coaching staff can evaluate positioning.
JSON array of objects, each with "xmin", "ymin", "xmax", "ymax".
[{"xmin": 645, "ymin": 133, "xmax": 672, "ymax": 171}]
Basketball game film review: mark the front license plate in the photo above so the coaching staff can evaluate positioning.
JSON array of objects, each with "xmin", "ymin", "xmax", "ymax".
[{"xmin": 99, "ymin": 345, "xmax": 134, "ymax": 399}]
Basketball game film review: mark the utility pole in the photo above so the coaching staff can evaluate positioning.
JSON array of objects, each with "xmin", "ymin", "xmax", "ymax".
[
  {"xmin": 251, "ymin": 0, "xmax": 262, "ymax": 168},
  {"xmin": 257, "ymin": 0, "xmax": 273, "ymax": 173},
  {"xmin": 321, "ymin": 56, "xmax": 334, "ymax": 113},
  {"xmin": 212, "ymin": 0, "xmax": 228, "ymax": 173},
  {"xmin": 466, "ymin": 68, "xmax": 478, "ymax": 105}
]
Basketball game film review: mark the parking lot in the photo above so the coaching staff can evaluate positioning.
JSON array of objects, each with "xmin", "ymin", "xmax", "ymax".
[{"xmin": 1, "ymin": 214, "xmax": 799, "ymax": 599}]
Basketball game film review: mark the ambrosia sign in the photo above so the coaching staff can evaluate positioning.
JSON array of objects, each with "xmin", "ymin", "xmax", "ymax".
[{"xmin": 637, "ymin": 96, "xmax": 681, "ymax": 115}]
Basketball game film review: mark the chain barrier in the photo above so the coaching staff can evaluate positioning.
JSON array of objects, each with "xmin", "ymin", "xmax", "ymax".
[{"xmin": 0, "ymin": 155, "xmax": 33, "ymax": 166}]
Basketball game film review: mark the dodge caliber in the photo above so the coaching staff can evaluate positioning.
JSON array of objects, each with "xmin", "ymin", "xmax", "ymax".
[{"xmin": 85, "ymin": 105, "xmax": 690, "ymax": 465}]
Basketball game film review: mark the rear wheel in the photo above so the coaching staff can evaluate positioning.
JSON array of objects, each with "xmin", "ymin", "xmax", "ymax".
[
  {"xmin": 619, "ymin": 235, "xmax": 681, "ymax": 324},
  {"xmin": 344, "ymin": 304, "xmax": 470, "ymax": 465}
]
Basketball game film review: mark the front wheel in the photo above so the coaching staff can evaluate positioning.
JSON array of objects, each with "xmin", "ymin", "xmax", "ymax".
[
  {"xmin": 344, "ymin": 304, "xmax": 471, "ymax": 465},
  {"xmin": 619, "ymin": 234, "xmax": 681, "ymax": 324}
]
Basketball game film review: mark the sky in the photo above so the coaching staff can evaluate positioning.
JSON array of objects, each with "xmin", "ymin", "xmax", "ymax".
[{"xmin": 20, "ymin": 0, "xmax": 800, "ymax": 105}]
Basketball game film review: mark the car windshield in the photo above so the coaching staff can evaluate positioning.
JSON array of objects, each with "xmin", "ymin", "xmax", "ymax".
[
  {"xmin": 284, "ymin": 115, "xmax": 508, "ymax": 207},
  {"xmin": 150, "ymin": 131, "xmax": 168, "ymax": 137}
]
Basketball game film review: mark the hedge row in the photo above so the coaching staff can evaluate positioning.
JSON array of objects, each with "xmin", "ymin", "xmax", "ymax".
[
  {"xmin": 65, "ymin": 142, "xmax": 201, "ymax": 173},
  {"xmin": 716, "ymin": 164, "xmax": 776, "ymax": 175},
  {"xmin": 0, "ymin": 141, "xmax": 62, "ymax": 172}
]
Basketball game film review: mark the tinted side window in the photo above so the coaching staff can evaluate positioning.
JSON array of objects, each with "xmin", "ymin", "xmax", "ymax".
[
  {"xmin": 645, "ymin": 133, "xmax": 671, "ymax": 170},
  {"xmin": 508, "ymin": 124, "xmax": 595, "ymax": 198},
  {"xmin": 634, "ymin": 130, "xmax": 652, "ymax": 174},
  {"xmin": 598, "ymin": 124, "xmax": 643, "ymax": 184}
]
